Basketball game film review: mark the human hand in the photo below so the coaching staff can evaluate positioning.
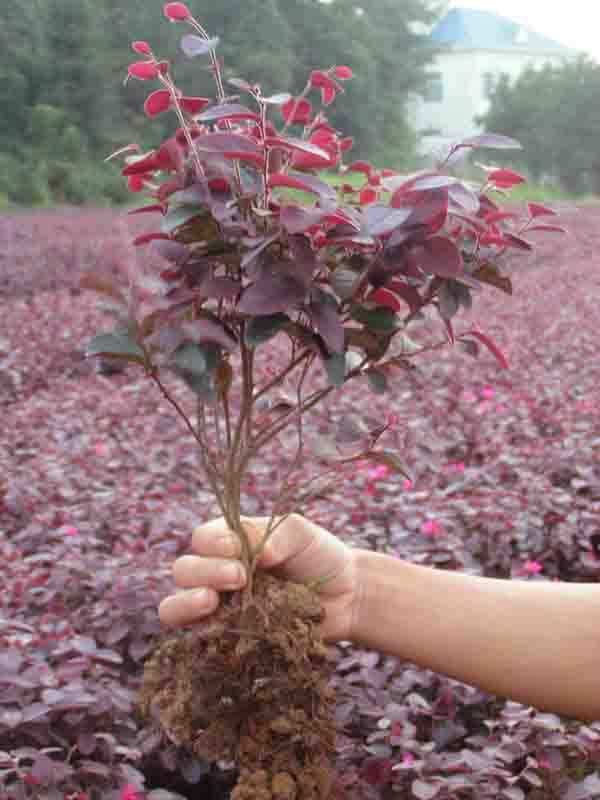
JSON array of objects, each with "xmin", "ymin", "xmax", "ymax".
[{"xmin": 158, "ymin": 513, "xmax": 360, "ymax": 642}]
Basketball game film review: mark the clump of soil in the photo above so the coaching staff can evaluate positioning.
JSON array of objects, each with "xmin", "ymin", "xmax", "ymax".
[{"xmin": 138, "ymin": 572, "xmax": 337, "ymax": 800}]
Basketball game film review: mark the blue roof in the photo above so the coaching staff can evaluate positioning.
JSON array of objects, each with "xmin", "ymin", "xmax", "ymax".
[{"xmin": 431, "ymin": 8, "xmax": 575, "ymax": 54}]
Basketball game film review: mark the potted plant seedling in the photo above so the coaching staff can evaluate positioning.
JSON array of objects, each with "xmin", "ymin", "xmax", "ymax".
[{"xmin": 82, "ymin": 4, "xmax": 563, "ymax": 797}]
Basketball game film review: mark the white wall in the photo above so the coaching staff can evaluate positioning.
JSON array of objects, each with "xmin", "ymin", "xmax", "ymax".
[{"xmin": 410, "ymin": 48, "xmax": 574, "ymax": 155}]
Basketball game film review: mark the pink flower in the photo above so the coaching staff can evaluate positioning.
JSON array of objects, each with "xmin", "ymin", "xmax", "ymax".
[
  {"xmin": 366, "ymin": 464, "xmax": 390, "ymax": 481},
  {"xmin": 94, "ymin": 442, "xmax": 109, "ymax": 457},
  {"xmin": 480, "ymin": 385, "xmax": 495, "ymax": 400},
  {"xmin": 421, "ymin": 519, "xmax": 444, "ymax": 538},
  {"xmin": 446, "ymin": 462, "xmax": 465, "ymax": 474},
  {"xmin": 521, "ymin": 560, "xmax": 543, "ymax": 576},
  {"xmin": 403, "ymin": 479, "xmax": 413, "ymax": 490},
  {"xmin": 63, "ymin": 525, "xmax": 79, "ymax": 538},
  {"xmin": 120, "ymin": 785, "xmax": 143, "ymax": 800}
]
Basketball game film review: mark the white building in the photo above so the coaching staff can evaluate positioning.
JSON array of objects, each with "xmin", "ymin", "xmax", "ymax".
[{"xmin": 411, "ymin": 7, "xmax": 580, "ymax": 157}]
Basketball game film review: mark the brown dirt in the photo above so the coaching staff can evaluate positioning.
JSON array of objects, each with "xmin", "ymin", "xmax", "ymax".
[{"xmin": 138, "ymin": 572, "xmax": 338, "ymax": 800}]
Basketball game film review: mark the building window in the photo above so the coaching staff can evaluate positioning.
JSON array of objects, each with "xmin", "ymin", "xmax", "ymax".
[{"xmin": 423, "ymin": 72, "xmax": 443, "ymax": 103}]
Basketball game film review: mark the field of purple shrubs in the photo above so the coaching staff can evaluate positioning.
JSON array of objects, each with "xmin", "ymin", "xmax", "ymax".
[{"xmin": 1, "ymin": 204, "xmax": 600, "ymax": 800}]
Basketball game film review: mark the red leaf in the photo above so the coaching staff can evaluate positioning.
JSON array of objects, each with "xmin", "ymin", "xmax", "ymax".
[
  {"xmin": 280, "ymin": 97, "xmax": 313, "ymax": 125},
  {"xmin": 465, "ymin": 329, "xmax": 509, "ymax": 369},
  {"xmin": 527, "ymin": 223, "xmax": 566, "ymax": 234},
  {"xmin": 309, "ymin": 70, "xmax": 342, "ymax": 92},
  {"xmin": 488, "ymin": 168, "xmax": 526, "ymax": 189},
  {"xmin": 163, "ymin": 2, "xmax": 191, "ymax": 20},
  {"xmin": 347, "ymin": 160, "xmax": 373, "ymax": 176},
  {"xmin": 128, "ymin": 61, "xmax": 160, "ymax": 80},
  {"xmin": 179, "ymin": 95, "xmax": 210, "ymax": 114},
  {"xmin": 209, "ymin": 177, "xmax": 230, "ymax": 192},
  {"xmin": 127, "ymin": 204, "xmax": 164, "ymax": 216},
  {"xmin": 127, "ymin": 175, "xmax": 149, "ymax": 192},
  {"xmin": 340, "ymin": 136, "xmax": 354, "ymax": 152},
  {"xmin": 144, "ymin": 89, "xmax": 172, "ymax": 117},
  {"xmin": 133, "ymin": 232, "xmax": 171, "ymax": 247},
  {"xmin": 157, "ymin": 176, "xmax": 184, "ymax": 201},
  {"xmin": 484, "ymin": 210, "xmax": 519, "ymax": 224},
  {"xmin": 268, "ymin": 172, "xmax": 323, "ymax": 196},
  {"xmin": 155, "ymin": 138, "xmax": 184, "ymax": 172},
  {"xmin": 370, "ymin": 288, "xmax": 401, "ymax": 312},
  {"xmin": 528, "ymin": 202, "xmax": 557, "ymax": 218},
  {"xmin": 321, "ymin": 86, "xmax": 337, "ymax": 105},
  {"xmin": 333, "ymin": 65, "xmax": 353, "ymax": 80},
  {"xmin": 132, "ymin": 41, "xmax": 152, "ymax": 55},
  {"xmin": 503, "ymin": 232, "xmax": 533, "ymax": 251},
  {"xmin": 359, "ymin": 188, "xmax": 378, "ymax": 205},
  {"xmin": 122, "ymin": 154, "xmax": 159, "ymax": 176}
]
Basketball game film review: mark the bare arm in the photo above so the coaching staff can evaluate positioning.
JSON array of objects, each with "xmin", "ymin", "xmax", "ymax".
[{"xmin": 353, "ymin": 550, "xmax": 600, "ymax": 722}]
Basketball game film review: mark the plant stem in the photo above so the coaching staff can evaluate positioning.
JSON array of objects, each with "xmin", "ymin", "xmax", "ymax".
[{"xmin": 149, "ymin": 369, "xmax": 225, "ymax": 510}]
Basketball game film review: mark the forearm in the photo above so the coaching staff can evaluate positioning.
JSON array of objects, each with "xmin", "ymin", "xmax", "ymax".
[{"xmin": 353, "ymin": 550, "xmax": 600, "ymax": 722}]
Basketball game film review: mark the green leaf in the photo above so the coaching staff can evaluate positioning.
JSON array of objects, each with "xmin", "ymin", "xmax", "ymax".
[
  {"xmin": 171, "ymin": 342, "xmax": 208, "ymax": 375},
  {"xmin": 323, "ymin": 352, "xmax": 346, "ymax": 386},
  {"xmin": 350, "ymin": 305, "xmax": 398, "ymax": 333},
  {"xmin": 245, "ymin": 313, "xmax": 290, "ymax": 346},
  {"xmin": 172, "ymin": 342, "xmax": 221, "ymax": 400},
  {"xmin": 369, "ymin": 450, "xmax": 412, "ymax": 481},
  {"xmin": 366, "ymin": 368, "xmax": 388, "ymax": 394},
  {"xmin": 85, "ymin": 331, "xmax": 145, "ymax": 363},
  {"xmin": 161, "ymin": 206, "xmax": 211, "ymax": 236}
]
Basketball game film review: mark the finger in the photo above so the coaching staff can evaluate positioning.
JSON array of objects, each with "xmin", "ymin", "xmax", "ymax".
[
  {"xmin": 172, "ymin": 555, "xmax": 246, "ymax": 591},
  {"xmin": 158, "ymin": 587, "xmax": 219, "ymax": 627},
  {"xmin": 190, "ymin": 517, "xmax": 275, "ymax": 564}
]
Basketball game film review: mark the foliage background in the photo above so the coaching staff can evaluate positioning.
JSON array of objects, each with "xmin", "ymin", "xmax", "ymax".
[{"xmin": 0, "ymin": 0, "xmax": 441, "ymax": 207}]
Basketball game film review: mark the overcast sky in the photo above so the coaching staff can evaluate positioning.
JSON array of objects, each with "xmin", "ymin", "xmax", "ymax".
[{"xmin": 449, "ymin": 0, "xmax": 598, "ymax": 61}]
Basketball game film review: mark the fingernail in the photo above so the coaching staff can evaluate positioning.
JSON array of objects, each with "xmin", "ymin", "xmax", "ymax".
[
  {"xmin": 192, "ymin": 588, "xmax": 210, "ymax": 606},
  {"xmin": 221, "ymin": 563, "xmax": 243, "ymax": 588},
  {"xmin": 218, "ymin": 535, "xmax": 238, "ymax": 558}
]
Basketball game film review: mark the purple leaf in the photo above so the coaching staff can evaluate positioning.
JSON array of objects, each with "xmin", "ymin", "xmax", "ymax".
[
  {"xmin": 92, "ymin": 648, "xmax": 124, "ymax": 664},
  {"xmin": 180, "ymin": 34, "xmax": 219, "ymax": 57},
  {"xmin": 152, "ymin": 239, "xmax": 189, "ymax": 263},
  {"xmin": 412, "ymin": 779, "xmax": 442, "ymax": 799},
  {"xmin": 288, "ymin": 235, "xmax": 318, "ymax": 286},
  {"xmin": 362, "ymin": 204, "xmax": 412, "ymax": 237},
  {"xmin": 103, "ymin": 620, "xmax": 130, "ymax": 646},
  {"xmin": 199, "ymin": 276, "xmax": 241, "ymax": 299},
  {"xmin": 0, "ymin": 650, "xmax": 23, "ymax": 674},
  {"xmin": 0, "ymin": 709, "xmax": 23, "ymax": 728},
  {"xmin": 71, "ymin": 635, "xmax": 97, "ymax": 655},
  {"xmin": 182, "ymin": 319, "xmax": 237, "ymax": 351},
  {"xmin": 41, "ymin": 689, "xmax": 65, "ymax": 705},
  {"xmin": 129, "ymin": 639, "xmax": 154, "ymax": 662},
  {"xmin": 31, "ymin": 753, "xmax": 55, "ymax": 785},
  {"xmin": 77, "ymin": 732, "xmax": 97, "ymax": 756},
  {"xmin": 307, "ymin": 293, "xmax": 344, "ymax": 353},
  {"xmin": 458, "ymin": 133, "xmax": 522, "ymax": 149},
  {"xmin": 241, "ymin": 232, "xmax": 280, "ymax": 269},
  {"xmin": 78, "ymin": 760, "xmax": 111, "ymax": 779},
  {"xmin": 280, "ymin": 205, "xmax": 327, "ymax": 235},
  {"xmin": 238, "ymin": 274, "xmax": 306, "ymax": 315},
  {"xmin": 21, "ymin": 703, "xmax": 51, "ymax": 723},
  {"xmin": 195, "ymin": 104, "xmax": 260, "ymax": 124},
  {"xmin": 261, "ymin": 91, "xmax": 292, "ymax": 105},
  {"xmin": 416, "ymin": 237, "xmax": 463, "ymax": 277},
  {"xmin": 194, "ymin": 131, "xmax": 262, "ymax": 155}
]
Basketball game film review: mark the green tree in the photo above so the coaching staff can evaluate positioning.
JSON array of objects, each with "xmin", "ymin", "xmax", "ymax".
[{"xmin": 479, "ymin": 56, "xmax": 600, "ymax": 195}]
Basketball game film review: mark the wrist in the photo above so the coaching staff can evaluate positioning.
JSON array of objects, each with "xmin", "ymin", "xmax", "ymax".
[{"xmin": 349, "ymin": 548, "xmax": 398, "ymax": 646}]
